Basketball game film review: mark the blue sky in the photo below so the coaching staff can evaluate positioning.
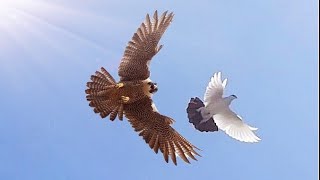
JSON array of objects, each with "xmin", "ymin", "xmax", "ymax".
[{"xmin": 0, "ymin": 0, "xmax": 318, "ymax": 179}]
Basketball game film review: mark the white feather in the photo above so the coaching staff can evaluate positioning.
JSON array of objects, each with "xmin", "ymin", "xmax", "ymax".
[
  {"xmin": 213, "ymin": 108, "xmax": 261, "ymax": 143},
  {"xmin": 204, "ymin": 72, "xmax": 227, "ymax": 106},
  {"xmin": 202, "ymin": 72, "xmax": 261, "ymax": 143},
  {"xmin": 151, "ymin": 102, "xmax": 158, "ymax": 112}
]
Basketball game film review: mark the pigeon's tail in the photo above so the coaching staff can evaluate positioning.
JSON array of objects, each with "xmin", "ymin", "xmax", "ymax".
[
  {"xmin": 85, "ymin": 67, "xmax": 124, "ymax": 121},
  {"xmin": 186, "ymin": 97, "xmax": 218, "ymax": 132}
]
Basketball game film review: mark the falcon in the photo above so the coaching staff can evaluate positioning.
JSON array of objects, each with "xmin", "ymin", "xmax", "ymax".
[
  {"xmin": 85, "ymin": 11, "xmax": 200, "ymax": 165},
  {"xmin": 187, "ymin": 72, "xmax": 261, "ymax": 143}
]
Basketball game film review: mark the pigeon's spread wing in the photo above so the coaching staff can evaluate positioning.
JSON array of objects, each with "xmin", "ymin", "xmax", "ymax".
[
  {"xmin": 118, "ymin": 11, "xmax": 174, "ymax": 81},
  {"xmin": 213, "ymin": 108, "xmax": 261, "ymax": 143},
  {"xmin": 124, "ymin": 97, "xmax": 200, "ymax": 165},
  {"xmin": 186, "ymin": 97, "xmax": 218, "ymax": 132},
  {"xmin": 204, "ymin": 72, "xmax": 227, "ymax": 106}
]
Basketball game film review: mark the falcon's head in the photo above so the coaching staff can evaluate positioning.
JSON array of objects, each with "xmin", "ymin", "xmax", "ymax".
[{"xmin": 147, "ymin": 82, "xmax": 158, "ymax": 94}]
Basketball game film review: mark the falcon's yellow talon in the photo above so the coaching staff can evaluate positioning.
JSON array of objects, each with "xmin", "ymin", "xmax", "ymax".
[
  {"xmin": 116, "ymin": 83, "xmax": 124, "ymax": 89},
  {"xmin": 121, "ymin": 96, "xmax": 130, "ymax": 103}
]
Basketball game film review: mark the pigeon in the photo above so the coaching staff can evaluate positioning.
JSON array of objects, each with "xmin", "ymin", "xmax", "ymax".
[{"xmin": 187, "ymin": 72, "xmax": 261, "ymax": 143}]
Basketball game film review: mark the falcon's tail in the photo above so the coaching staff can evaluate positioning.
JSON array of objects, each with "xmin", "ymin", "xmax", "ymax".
[
  {"xmin": 186, "ymin": 97, "xmax": 218, "ymax": 132},
  {"xmin": 85, "ymin": 67, "xmax": 124, "ymax": 121}
]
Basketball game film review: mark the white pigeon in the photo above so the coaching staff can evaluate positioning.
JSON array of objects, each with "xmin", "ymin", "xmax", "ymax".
[{"xmin": 187, "ymin": 72, "xmax": 261, "ymax": 143}]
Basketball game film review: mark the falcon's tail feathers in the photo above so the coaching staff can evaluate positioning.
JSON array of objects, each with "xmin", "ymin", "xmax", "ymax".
[
  {"xmin": 85, "ymin": 67, "xmax": 124, "ymax": 121},
  {"xmin": 186, "ymin": 97, "xmax": 218, "ymax": 132}
]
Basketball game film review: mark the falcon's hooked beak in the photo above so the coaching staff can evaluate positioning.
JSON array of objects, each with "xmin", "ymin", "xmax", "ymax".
[{"xmin": 148, "ymin": 82, "xmax": 158, "ymax": 94}]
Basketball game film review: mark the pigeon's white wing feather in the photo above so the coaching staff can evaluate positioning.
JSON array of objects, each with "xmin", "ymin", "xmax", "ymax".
[
  {"xmin": 204, "ymin": 72, "xmax": 228, "ymax": 106},
  {"xmin": 213, "ymin": 108, "xmax": 261, "ymax": 143}
]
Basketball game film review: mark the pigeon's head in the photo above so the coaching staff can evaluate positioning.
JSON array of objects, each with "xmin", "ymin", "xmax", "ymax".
[
  {"xmin": 148, "ymin": 82, "xmax": 158, "ymax": 94},
  {"xmin": 224, "ymin": 95, "xmax": 237, "ymax": 105}
]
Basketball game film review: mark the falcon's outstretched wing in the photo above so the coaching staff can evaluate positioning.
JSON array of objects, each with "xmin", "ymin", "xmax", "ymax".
[
  {"xmin": 213, "ymin": 108, "xmax": 261, "ymax": 143},
  {"xmin": 118, "ymin": 11, "xmax": 174, "ymax": 81},
  {"xmin": 124, "ymin": 97, "xmax": 200, "ymax": 165},
  {"xmin": 204, "ymin": 72, "xmax": 228, "ymax": 106}
]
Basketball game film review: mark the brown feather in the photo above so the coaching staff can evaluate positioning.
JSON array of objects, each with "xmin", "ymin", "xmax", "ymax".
[
  {"xmin": 100, "ymin": 67, "xmax": 116, "ymax": 83},
  {"xmin": 162, "ymin": 140, "xmax": 169, "ymax": 163},
  {"xmin": 168, "ymin": 141, "xmax": 177, "ymax": 165},
  {"xmin": 153, "ymin": 10, "xmax": 158, "ymax": 31},
  {"xmin": 153, "ymin": 136, "xmax": 160, "ymax": 154},
  {"xmin": 109, "ymin": 106, "xmax": 119, "ymax": 121},
  {"xmin": 146, "ymin": 13, "xmax": 152, "ymax": 34},
  {"xmin": 118, "ymin": 104, "xmax": 124, "ymax": 120},
  {"xmin": 90, "ymin": 75, "xmax": 109, "ymax": 84},
  {"xmin": 124, "ymin": 97, "xmax": 200, "ymax": 165},
  {"xmin": 118, "ymin": 11, "xmax": 174, "ymax": 81},
  {"xmin": 148, "ymin": 133, "xmax": 157, "ymax": 148},
  {"xmin": 174, "ymin": 142, "xmax": 190, "ymax": 164}
]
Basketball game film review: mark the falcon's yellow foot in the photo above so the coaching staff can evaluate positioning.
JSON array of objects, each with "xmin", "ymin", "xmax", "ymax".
[
  {"xmin": 115, "ymin": 83, "xmax": 124, "ymax": 89},
  {"xmin": 121, "ymin": 96, "xmax": 130, "ymax": 103}
]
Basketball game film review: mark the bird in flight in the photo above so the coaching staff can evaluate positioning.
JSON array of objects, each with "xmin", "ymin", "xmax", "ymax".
[
  {"xmin": 85, "ymin": 11, "xmax": 200, "ymax": 165},
  {"xmin": 187, "ymin": 72, "xmax": 261, "ymax": 143}
]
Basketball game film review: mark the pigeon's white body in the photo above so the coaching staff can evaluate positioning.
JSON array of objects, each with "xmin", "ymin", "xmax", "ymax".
[{"xmin": 199, "ymin": 72, "xmax": 261, "ymax": 143}]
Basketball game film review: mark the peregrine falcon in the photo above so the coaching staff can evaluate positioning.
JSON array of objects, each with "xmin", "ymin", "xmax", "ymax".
[
  {"xmin": 86, "ymin": 11, "xmax": 200, "ymax": 165},
  {"xmin": 187, "ymin": 72, "xmax": 261, "ymax": 143}
]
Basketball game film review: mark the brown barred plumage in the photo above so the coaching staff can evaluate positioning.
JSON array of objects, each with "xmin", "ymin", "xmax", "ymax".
[
  {"xmin": 85, "ymin": 11, "xmax": 200, "ymax": 165},
  {"xmin": 118, "ymin": 11, "xmax": 174, "ymax": 81},
  {"xmin": 124, "ymin": 97, "xmax": 200, "ymax": 165}
]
